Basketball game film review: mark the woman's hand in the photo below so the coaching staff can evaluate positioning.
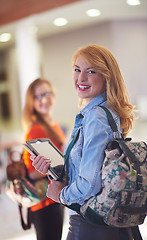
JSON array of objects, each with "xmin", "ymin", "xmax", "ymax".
[
  {"xmin": 47, "ymin": 180, "xmax": 67, "ymax": 202},
  {"xmin": 30, "ymin": 155, "xmax": 51, "ymax": 175}
]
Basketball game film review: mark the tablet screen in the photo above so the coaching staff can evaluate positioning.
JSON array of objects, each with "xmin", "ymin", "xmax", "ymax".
[{"xmin": 26, "ymin": 138, "xmax": 64, "ymax": 168}]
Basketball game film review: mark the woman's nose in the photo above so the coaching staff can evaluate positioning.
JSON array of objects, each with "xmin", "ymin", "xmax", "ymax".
[
  {"xmin": 40, "ymin": 96, "xmax": 48, "ymax": 103},
  {"xmin": 79, "ymin": 71, "xmax": 87, "ymax": 82}
]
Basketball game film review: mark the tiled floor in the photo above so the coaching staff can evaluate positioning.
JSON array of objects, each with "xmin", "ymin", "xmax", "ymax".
[{"xmin": 0, "ymin": 183, "xmax": 147, "ymax": 240}]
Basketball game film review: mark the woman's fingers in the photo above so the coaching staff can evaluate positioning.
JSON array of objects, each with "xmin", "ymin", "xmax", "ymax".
[
  {"xmin": 31, "ymin": 155, "xmax": 51, "ymax": 174},
  {"xmin": 30, "ymin": 155, "xmax": 36, "ymax": 161},
  {"xmin": 37, "ymin": 160, "xmax": 50, "ymax": 174}
]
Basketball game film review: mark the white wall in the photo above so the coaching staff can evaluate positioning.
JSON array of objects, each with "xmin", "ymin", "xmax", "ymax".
[
  {"xmin": 110, "ymin": 19, "xmax": 147, "ymax": 104},
  {"xmin": 40, "ymin": 19, "xmax": 147, "ymax": 136}
]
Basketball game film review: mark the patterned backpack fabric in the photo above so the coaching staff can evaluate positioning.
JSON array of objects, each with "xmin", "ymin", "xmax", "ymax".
[{"xmin": 80, "ymin": 139, "xmax": 147, "ymax": 227}]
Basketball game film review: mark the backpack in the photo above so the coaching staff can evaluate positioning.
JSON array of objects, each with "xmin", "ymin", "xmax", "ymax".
[
  {"xmin": 80, "ymin": 106, "xmax": 147, "ymax": 228},
  {"xmin": 59, "ymin": 106, "xmax": 147, "ymax": 239},
  {"xmin": 5, "ymin": 150, "xmax": 48, "ymax": 230}
]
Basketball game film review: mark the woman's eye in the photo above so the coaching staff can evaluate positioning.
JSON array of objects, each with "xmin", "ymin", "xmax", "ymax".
[
  {"xmin": 88, "ymin": 70, "xmax": 96, "ymax": 74},
  {"xmin": 74, "ymin": 68, "xmax": 80, "ymax": 72}
]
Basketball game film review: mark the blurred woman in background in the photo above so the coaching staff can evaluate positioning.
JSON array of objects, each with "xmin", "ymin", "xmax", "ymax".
[{"xmin": 22, "ymin": 78, "xmax": 66, "ymax": 240}]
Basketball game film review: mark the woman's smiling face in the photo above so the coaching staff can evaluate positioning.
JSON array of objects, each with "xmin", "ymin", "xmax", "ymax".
[{"xmin": 73, "ymin": 55, "xmax": 106, "ymax": 105}]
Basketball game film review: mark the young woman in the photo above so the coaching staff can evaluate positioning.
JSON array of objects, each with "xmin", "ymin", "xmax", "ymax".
[
  {"xmin": 22, "ymin": 78, "xmax": 66, "ymax": 240},
  {"xmin": 31, "ymin": 45, "xmax": 134, "ymax": 240}
]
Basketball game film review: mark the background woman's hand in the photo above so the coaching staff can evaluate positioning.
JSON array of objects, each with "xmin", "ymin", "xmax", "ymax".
[
  {"xmin": 30, "ymin": 155, "xmax": 51, "ymax": 175},
  {"xmin": 47, "ymin": 180, "xmax": 67, "ymax": 202}
]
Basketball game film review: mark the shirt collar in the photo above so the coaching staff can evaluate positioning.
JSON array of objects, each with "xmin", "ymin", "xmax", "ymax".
[{"xmin": 80, "ymin": 91, "xmax": 107, "ymax": 117}]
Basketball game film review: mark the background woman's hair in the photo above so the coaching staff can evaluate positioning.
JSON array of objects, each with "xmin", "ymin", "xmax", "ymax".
[
  {"xmin": 22, "ymin": 78, "xmax": 64, "ymax": 145},
  {"xmin": 72, "ymin": 44, "xmax": 135, "ymax": 138}
]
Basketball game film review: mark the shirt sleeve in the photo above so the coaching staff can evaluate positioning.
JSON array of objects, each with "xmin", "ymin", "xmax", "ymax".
[{"xmin": 60, "ymin": 108, "xmax": 113, "ymax": 205}]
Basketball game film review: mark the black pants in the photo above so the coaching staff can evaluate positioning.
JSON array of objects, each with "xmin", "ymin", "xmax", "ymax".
[
  {"xmin": 66, "ymin": 215, "xmax": 130, "ymax": 240},
  {"xmin": 31, "ymin": 203, "xmax": 64, "ymax": 240}
]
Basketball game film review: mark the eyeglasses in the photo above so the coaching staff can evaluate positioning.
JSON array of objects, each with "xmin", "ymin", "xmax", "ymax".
[{"xmin": 34, "ymin": 91, "xmax": 52, "ymax": 100}]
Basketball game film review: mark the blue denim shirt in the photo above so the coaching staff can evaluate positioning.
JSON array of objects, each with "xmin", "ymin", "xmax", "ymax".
[{"xmin": 60, "ymin": 92, "xmax": 121, "ymax": 206}]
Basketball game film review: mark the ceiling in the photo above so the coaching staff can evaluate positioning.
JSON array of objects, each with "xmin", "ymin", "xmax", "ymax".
[
  {"xmin": 0, "ymin": 0, "xmax": 80, "ymax": 26},
  {"xmin": 0, "ymin": 0, "xmax": 147, "ymax": 48}
]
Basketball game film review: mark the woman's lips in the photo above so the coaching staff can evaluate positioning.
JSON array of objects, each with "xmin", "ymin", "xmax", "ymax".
[{"xmin": 77, "ymin": 84, "xmax": 90, "ymax": 91}]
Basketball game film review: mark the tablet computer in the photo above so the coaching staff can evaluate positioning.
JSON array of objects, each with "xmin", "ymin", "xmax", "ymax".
[{"xmin": 23, "ymin": 138, "xmax": 64, "ymax": 180}]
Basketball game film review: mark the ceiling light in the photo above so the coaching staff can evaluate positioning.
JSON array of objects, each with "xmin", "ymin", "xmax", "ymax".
[
  {"xmin": 53, "ymin": 18, "xmax": 68, "ymax": 26},
  {"xmin": 86, "ymin": 9, "xmax": 101, "ymax": 17},
  {"xmin": 0, "ymin": 33, "xmax": 11, "ymax": 42},
  {"xmin": 126, "ymin": 0, "xmax": 141, "ymax": 6}
]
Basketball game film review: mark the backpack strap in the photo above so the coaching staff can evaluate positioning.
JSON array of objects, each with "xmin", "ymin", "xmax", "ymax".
[
  {"xmin": 99, "ymin": 106, "xmax": 143, "ymax": 189},
  {"xmin": 57, "ymin": 127, "xmax": 82, "ymax": 212},
  {"xmin": 99, "ymin": 106, "xmax": 118, "ymax": 132},
  {"xmin": 99, "ymin": 105, "xmax": 124, "ymax": 139},
  {"xmin": 18, "ymin": 204, "xmax": 31, "ymax": 230},
  {"xmin": 57, "ymin": 127, "xmax": 81, "ymax": 182}
]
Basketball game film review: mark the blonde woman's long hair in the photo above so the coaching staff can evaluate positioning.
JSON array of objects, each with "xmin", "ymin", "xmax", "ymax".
[
  {"xmin": 22, "ymin": 78, "xmax": 64, "ymax": 145},
  {"xmin": 72, "ymin": 44, "xmax": 134, "ymax": 138}
]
